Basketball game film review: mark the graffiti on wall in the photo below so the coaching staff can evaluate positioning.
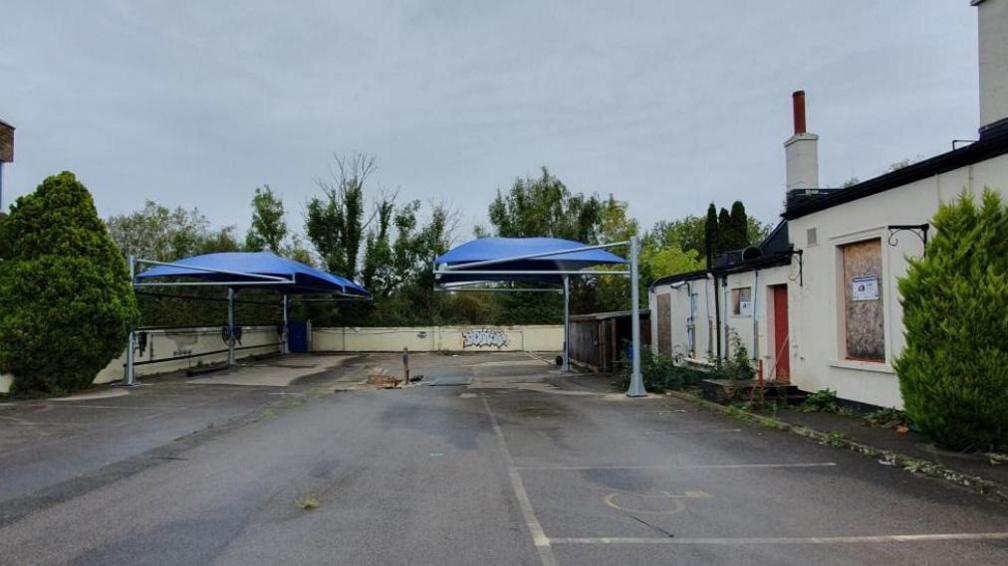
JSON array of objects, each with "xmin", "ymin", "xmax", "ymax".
[{"xmin": 462, "ymin": 327, "xmax": 508, "ymax": 349}]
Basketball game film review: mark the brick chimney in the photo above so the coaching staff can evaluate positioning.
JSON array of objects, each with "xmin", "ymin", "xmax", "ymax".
[
  {"xmin": 974, "ymin": 0, "xmax": 1008, "ymax": 135},
  {"xmin": 784, "ymin": 91, "xmax": 819, "ymax": 191}
]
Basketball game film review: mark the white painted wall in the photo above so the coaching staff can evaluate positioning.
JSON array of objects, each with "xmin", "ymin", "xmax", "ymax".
[
  {"xmin": 721, "ymin": 266, "xmax": 793, "ymax": 379},
  {"xmin": 649, "ymin": 276, "xmax": 717, "ymax": 361},
  {"xmin": 787, "ymin": 153, "xmax": 1008, "ymax": 408},
  {"xmin": 311, "ymin": 325, "xmax": 562, "ymax": 353},
  {"xmin": 650, "ymin": 266, "xmax": 791, "ymax": 377},
  {"xmin": 977, "ymin": 0, "xmax": 1008, "ymax": 130},
  {"xmin": 0, "ymin": 325, "xmax": 283, "ymax": 394},
  {"xmin": 785, "ymin": 133, "xmax": 819, "ymax": 191}
]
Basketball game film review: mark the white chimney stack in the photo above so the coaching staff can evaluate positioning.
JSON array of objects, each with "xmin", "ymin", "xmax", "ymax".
[
  {"xmin": 974, "ymin": 0, "xmax": 1008, "ymax": 134},
  {"xmin": 784, "ymin": 90, "xmax": 819, "ymax": 191}
]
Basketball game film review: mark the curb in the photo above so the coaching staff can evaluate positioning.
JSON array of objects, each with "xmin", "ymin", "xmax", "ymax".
[{"xmin": 666, "ymin": 390, "xmax": 1008, "ymax": 502}]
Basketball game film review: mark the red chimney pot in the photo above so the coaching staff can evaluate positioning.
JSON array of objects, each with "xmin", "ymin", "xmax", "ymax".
[{"xmin": 792, "ymin": 90, "xmax": 807, "ymax": 135}]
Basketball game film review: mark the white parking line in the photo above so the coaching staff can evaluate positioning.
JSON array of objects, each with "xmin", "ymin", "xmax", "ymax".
[
  {"xmin": 549, "ymin": 532, "xmax": 1008, "ymax": 545},
  {"xmin": 482, "ymin": 396, "xmax": 558, "ymax": 566},
  {"xmin": 640, "ymin": 428, "xmax": 743, "ymax": 435},
  {"xmin": 515, "ymin": 462, "xmax": 837, "ymax": 471}
]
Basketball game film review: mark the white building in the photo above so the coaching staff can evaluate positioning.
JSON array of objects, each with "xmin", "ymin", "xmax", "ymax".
[{"xmin": 650, "ymin": 0, "xmax": 1008, "ymax": 408}]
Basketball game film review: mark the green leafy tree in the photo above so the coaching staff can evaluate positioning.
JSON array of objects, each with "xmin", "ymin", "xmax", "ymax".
[
  {"xmin": 283, "ymin": 235, "xmax": 316, "ymax": 267},
  {"xmin": 717, "ymin": 208, "xmax": 731, "ymax": 251},
  {"xmin": 199, "ymin": 226, "xmax": 243, "ymax": 255},
  {"xmin": 895, "ymin": 190, "xmax": 1008, "ymax": 451},
  {"xmin": 649, "ymin": 215, "xmax": 706, "ymax": 259},
  {"xmin": 747, "ymin": 217, "xmax": 772, "ymax": 246},
  {"xmin": 305, "ymin": 153, "xmax": 378, "ymax": 277},
  {"xmin": 245, "ymin": 185, "xmax": 287, "ymax": 253},
  {"xmin": 0, "ymin": 172, "xmax": 140, "ymax": 394},
  {"xmin": 727, "ymin": 201, "xmax": 749, "ymax": 250},
  {"xmin": 701, "ymin": 201, "xmax": 767, "ymax": 263},
  {"xmin": 361, "ymin": 200, "xmax": 395, "ymax": 296},
  {"xmin": 595, "ymin": 196, "xmax": 640, "ymax": 311},
  {"xmin": 488, "ymin": 167, "xmax": 603, "ymax": 242},
  {"xmin": 704, "ymin": 203, "xmax": 719, "ymax": 266},
  {"xmin": 107, "ymin": 200, "xmax": 239, "ymax": 261}
]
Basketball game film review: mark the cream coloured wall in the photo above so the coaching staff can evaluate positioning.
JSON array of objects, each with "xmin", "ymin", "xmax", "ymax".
[
  {"xmin": 93, "ymin": 326, "xmax": 282, "ymax": 385},
  {"xmin": 720, "ymin": 265, "xmax": 793, "ymax": 380},
  {"xmin": 0, "ymin": 325, "xmax": 283, "ymax": 394},
  {"xmin": 311, "ymin": 325, "xmax": 563, "ymax": 353},
  {"xmin": 649, "ymin": 266, "xmax": 791, "ymax": 377},
  {"xmin": 649, "ymin": 276, "xmax": 717, "ymax": 362},
  {"xmin": 787, "ymin": 153, "xmax": 1008, "ymax": 408}
]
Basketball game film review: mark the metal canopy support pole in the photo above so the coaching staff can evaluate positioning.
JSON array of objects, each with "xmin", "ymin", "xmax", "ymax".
[
  {"xmin": 227, "ymin": 287, "xmax": 236, "ymax": 368},
  {"xmin": 282, "ymin": 294, "xmax": 289, "ymax": 355},
  {"xmin": 124, "ymin": 255, "xmax": 136, "ymax": 386},
  {"xmin": 125, "ymin": 330, "xmax": 136, "ymax": 386},
  {"xmin": 627, "ymin": 236, "xmax": 646, "ymax": 397},
  {"xmin": 562, "ymin": 275, "xmax": 571, "ymax": 372}
]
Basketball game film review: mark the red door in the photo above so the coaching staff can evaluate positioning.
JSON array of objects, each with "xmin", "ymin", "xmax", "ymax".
[{"xmin": 772, "ymin": 285, "xmax": 790, "ymax": 383}]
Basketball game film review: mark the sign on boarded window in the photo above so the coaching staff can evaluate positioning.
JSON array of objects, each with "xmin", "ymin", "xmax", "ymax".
[
  {"xmin": 842, "ymin": 239, "xmax": 884, "ymax": 361},
  {"xmin": 732, "ymin": 287, "xmax": 752, "ymax": 317}
]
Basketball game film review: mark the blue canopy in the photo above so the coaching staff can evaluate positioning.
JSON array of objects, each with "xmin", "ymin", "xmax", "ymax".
[
  {"xmin": 135, "ymin": 251, "xmax": 369, "ymax": 296},
  {"xmin": 435, "ymin": 237, "xmax": 627, "ymax": 285}
]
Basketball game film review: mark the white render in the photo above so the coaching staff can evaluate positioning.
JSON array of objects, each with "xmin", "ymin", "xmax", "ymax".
[
  {"xmin": 786, "ymin": 152, "xmax": 1008, "ymax": 408},
  {"xmin": 650, "ymin": 265, "xmax": 792, "ymax": 382},
  {"xmin": 976, "ymin": 0, "xmax": 1008, "ymax": 130},
  {"xmin": 785, "ymin": 132, "xmax": 820, "ymax": 191}
]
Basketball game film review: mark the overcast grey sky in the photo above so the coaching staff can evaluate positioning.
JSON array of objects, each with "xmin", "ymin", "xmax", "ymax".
[{"xmin": 0, "ymin": 1, "xmax": 981, "ymax": 240}]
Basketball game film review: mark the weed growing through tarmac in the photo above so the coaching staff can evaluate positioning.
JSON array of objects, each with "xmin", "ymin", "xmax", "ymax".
[
  {"xmin": 827, "ymin": 432, "xmax": 847, "ymax": 448},
  {"xmin": 296, "ymin": 496, "xmax": 321, "ymax": 511}
]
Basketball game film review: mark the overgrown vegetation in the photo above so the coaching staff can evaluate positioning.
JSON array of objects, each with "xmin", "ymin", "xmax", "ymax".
[
  {"xmin": 0, "ymin": 172, "xmax": 140, "ymax": 394},
  {"xmin": 615, "ymin": 347, "xmax": 708, "ymax": 391},
  {"xmin": 863, "ymin": 407, "xmax": 909, "ymax": 429},
  {"xmin": 896, "ymin": 190, "xmax": 1008, "ymax": 452},
  {"xmin": 801, "ymin": 389, "xmax": 841, "ymax": 413},
  {"xmin": 716, "ymin": 330, "xmax": 756, "ymax": 381},
  {"xmin": 615, "ymin": 335, "xmax": 758, "ymax": 393}
]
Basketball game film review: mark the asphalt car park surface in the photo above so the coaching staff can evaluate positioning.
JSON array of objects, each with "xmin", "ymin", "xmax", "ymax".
[{"xmin": 2, "ymin": 351, "xmax": 1008, "ymax": 565}]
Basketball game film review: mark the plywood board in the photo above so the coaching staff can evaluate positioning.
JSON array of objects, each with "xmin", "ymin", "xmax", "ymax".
[
  {"xmin": 842, "ymin": 239, "xmax": 885, "ymax": 361},
  {"xmin": 656, "ymin": 293, "xmax": 672, "ymax": 355}
]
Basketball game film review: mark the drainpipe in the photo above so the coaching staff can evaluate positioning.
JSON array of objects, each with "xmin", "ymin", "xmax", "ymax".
[
  {"xmin": 752, "ymin": 269, "xmax": 760, "ymax": 361},
  {"xmin": 722, "ymin": 276, "xmax": 730, "ymax": 359},
  {"xmin": 705, "ymin": 274, "xmax": 713, "ymax": 358},
  {"xmin": 713, "ymin": 272, "xmax": 722, "ymax": 360},
  {"xmin": 686, "ymin": 280, "xmax": 696, "ymax": 358}
]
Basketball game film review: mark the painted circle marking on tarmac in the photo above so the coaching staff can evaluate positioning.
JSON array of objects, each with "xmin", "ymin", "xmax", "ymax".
[{"xmin": 603, "ymin": 490, "xmax": 711, "ymax": 515}]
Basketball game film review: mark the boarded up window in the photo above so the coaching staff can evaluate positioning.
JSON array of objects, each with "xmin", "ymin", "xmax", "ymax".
[
  {"xmin": 841, "ymin": 239, "xmax": 885, "ymax": 361},
  {"xmin": 656, "ymin": 293, "xmax": 672, "ymax": 355},
  {"xmin": 731, "ymin": 287, "xmax": 752, "ymax": 316}
]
